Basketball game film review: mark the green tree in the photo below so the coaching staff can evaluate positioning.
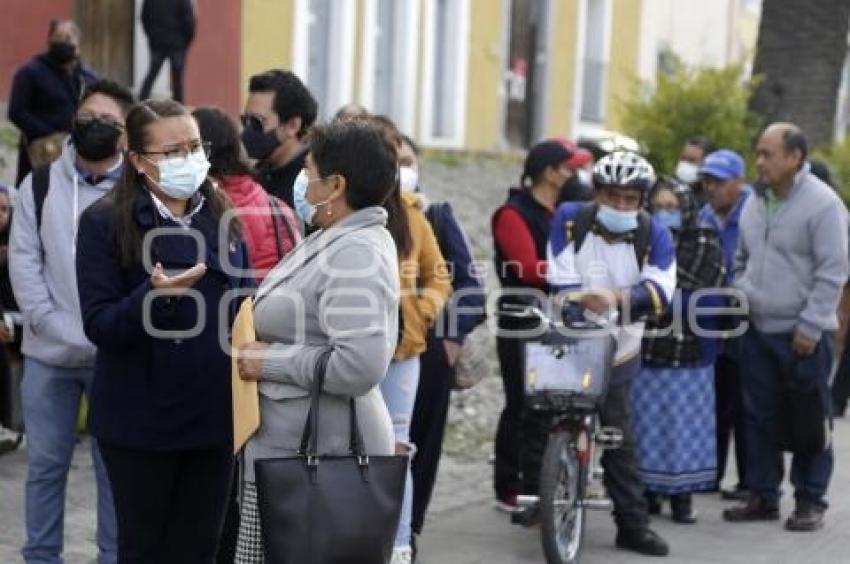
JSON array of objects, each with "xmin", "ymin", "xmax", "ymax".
[{"xmin": 621, "ymin": 61, "xmax": 761, "ymax": 177}]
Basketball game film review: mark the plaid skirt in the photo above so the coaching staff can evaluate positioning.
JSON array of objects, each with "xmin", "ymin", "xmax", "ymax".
[{"xmin": 234, "ymin": 482, "xmax": 264, "ymax": 564}]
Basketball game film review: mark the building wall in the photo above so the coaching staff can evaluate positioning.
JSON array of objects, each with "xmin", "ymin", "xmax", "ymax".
[
  {"xmin": 637, "ymin": 0, "xmax": 761, "ymax": 82},
  {"xmin": 546, "ymin": 0, "xmax": 581, "ymax": 138},
  {"xmin": 0, "ymin": 0, "xmax": 74, "ymax": 100},
  {"xmin": 606, "ymin": 0, "xmax": 642, "ymax": 131},
  {"xmin": 464, "ymin": 0, "xmax": 506, "ymax": 150},
  {"xmin": 241, "ymin": 0, "xmax": 295, "ymax": 105},
  {"xmin": 185, "ymin": 0, "xmax": 242, "ymax": 115}
]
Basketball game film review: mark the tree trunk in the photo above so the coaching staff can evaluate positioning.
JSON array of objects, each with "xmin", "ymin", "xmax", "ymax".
[{"xmin": 749, "ymin": 0, "xmax": 850, "ymax": 146}]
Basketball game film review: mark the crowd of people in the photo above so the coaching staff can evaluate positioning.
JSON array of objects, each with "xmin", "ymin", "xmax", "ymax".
[
  {"xmin": 494, "ymin": 128, "xmax": 848, "ymax": 557},
  {"xmin": 0, "ymin": 12, "xmax": 847, "ymax": 564}
]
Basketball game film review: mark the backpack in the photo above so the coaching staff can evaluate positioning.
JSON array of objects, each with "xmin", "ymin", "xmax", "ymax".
[
  {"xmin": 32, "ymin": 165, "xmax": 51, "ymax": 234},
  {"xmin": 565, "ymin": 203, "xmax": 653, "ymax": 268}
]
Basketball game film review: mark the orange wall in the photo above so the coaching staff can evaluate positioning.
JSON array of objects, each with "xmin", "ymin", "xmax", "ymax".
[
  {"xmin": 184, "ymin": 0, "xmax": 242, "ymax": 117},
  {"xmin": 0, "ymin": 0, "xmax": 74, "ymax": 100}
]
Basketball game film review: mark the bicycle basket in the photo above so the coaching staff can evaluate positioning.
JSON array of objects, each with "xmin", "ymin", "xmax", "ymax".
[{"xmin": 523, "ymin": 331, "xmax": 615, "ymax": 409}]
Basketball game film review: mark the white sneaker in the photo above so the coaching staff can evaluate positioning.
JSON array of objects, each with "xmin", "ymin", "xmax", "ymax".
[{"xmin": 390, "ymin": 546, "xmax": 413, "ymax": 564}]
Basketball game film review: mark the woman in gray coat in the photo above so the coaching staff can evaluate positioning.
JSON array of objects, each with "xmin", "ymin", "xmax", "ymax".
[{"xmin": 234, "ymin": 120, "xmax": 402, "ymax": 562}]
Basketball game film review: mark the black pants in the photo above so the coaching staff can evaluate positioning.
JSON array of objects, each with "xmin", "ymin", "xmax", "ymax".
[
  {"xmin": 100, "ymin": 443, "xmax": 234, "ymax": 564},
  {"xmin": 410, "ymin": 331, "xmax": 454, "ymax": 535},
  {"xmin": 494, "ymin": 335, "xmax": 553, "ymax": 498},
  {"xmin": 601, "ymin": 362, "xmax": 650, "ymax": 531},
  {"xmin": 139, "ymin": 48, "xmax": 188, "ymax": 102},
  {"xmin": 715, "ymin": 353, "xmax": 748, "ymax": 489},
  {"xmin": 216, "ymin": 465, "xmax": 240, "ymax": 564}
]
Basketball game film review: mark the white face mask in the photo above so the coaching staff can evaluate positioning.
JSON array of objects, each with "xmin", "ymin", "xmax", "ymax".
[
  {"xmin": 675, "ymin": 160, "xmax": 699, "ymax": 185},
  {"xmin": 144, "ymin": 150, "xmax": 210, "ymax": 200},
  {"xmin": 399, "ymin": 166, "xmax": 419, "ymax": 192}
]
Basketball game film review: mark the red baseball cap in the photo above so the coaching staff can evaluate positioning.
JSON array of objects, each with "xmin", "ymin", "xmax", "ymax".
[
  {"xmin": 522, "ymin": 138, "xmax": 594, "ymax": 185},
  {"xmin": 556, "ymin": 137, "xmax": 593, "ymax": 168}
]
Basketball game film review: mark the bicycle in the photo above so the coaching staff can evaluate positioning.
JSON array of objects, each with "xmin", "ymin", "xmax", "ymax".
[{"xmin": 500, "ymin": 301, "xmax": 621, "ymax": 564}]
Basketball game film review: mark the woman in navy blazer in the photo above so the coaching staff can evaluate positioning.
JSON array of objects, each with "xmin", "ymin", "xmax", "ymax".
[{"xmin": 76, "ymin": 99, "xmax": 253, "ymax": 563}]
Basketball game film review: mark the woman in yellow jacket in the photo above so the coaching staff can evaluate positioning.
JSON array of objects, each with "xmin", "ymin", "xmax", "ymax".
[{"xmin": 382, "ymin": 177, "xmax": 451, "ymax": 563}]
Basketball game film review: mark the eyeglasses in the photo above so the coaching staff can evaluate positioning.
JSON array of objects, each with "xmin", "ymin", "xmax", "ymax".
[
  {"xmin": 141, "ymin": 140, "xmax": 211, "ymax": 165},
  {"xmin": 76, "ymin": 112, "xmax": 125, "ymax": 132}
]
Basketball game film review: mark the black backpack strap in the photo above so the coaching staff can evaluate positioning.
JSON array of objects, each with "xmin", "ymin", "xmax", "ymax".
[
  {"xmin": 268, "ymin": 195, "xmax": 297, "ymax": 260},
  {"xmin": 32, "ymin": 165, "xmax": 51, "ymax": 234},
  {"xmin": 633, "ymin": 210, "xmax": 653, "ymax": 268},
  {"xmin": 567, "ymin": 203, "xmax": 598, "ymax": 255}
]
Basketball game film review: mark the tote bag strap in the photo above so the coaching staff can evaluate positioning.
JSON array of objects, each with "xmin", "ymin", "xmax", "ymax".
[{"xmin": 298, "ymin": 349, "xmax": 368, "ymax": 461}]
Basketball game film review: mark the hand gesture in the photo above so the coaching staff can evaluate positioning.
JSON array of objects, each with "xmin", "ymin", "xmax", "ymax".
[{"xmin": 150, "ymin": 262, "xmax": 207, "ymax": 296}]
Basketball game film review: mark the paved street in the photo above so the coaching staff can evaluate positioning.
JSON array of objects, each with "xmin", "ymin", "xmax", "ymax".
[{"xmin": 2, "ymin": 418, "xmax": 850, "ymax": 563}]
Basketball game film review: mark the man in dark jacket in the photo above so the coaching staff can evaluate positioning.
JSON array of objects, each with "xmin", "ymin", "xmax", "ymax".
[
  {"xmin": 139, "ymin": 0, "xmax": 196, "ymax": 102},
  {"xmin": 8, "ymin": 19, "xmax": 98, "ymax": 186},
  {"xmin": 242, "ymin": 70, "xmax": 318, "ymax": 207}
]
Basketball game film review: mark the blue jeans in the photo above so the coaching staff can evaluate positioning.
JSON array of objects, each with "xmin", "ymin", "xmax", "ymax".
[
  {"xmin": 380, "ymin": 357, "xmax": 421, "ymax": 549},
  {"xmin": 741, "ymin": 329, "xmax": 834, "ymax": 509},
  {"xmin": 21, "ymin": 358, "xmax": 117, "ymax": 564}
]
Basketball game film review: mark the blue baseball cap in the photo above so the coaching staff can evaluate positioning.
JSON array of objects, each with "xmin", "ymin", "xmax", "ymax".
[{"xmin": 699, "ymin": 149, "xmax": 744, "ymax": 180}]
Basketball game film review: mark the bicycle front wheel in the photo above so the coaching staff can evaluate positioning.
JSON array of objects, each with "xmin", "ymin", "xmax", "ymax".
[{"xmin": 539, "ymin": 431, "xmax": 586, "ymax": 564}]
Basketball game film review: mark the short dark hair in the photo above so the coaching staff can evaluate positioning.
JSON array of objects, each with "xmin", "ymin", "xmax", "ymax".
[
  {"xmin": 308, "ymin": 120, "xmax": 398, "ymax": 211},
  {"xmin": 192, "ymin": 106, "xmax": 253, "ymax": 178},
  {"xmin": 781, "ymin": 127, "xmax": 808, "ymax": 163},
  {"xmin": 685, "ymin": 136, "xmax": 716, "ymax": 157},
  {"xmin": 80, "ymin": 80, "xmax": 136, "ymax": 116},
  {"xmin": 48, "ymin": 19, "xmax": 79, "ymax": 38},
  {"xmin": 248, "ymin": 69, "xmax": 318, "ymax": 139}
]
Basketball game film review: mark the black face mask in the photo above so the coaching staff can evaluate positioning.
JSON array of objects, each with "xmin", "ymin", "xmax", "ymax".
[
  {"xmin": 72, "ymin": 118, "xmax": 121, "ymax": 161},
  {"xmin": 241, "ymin": 126, "xmax": 281, "ymax": 161},
  {"xmin": 47, "ymin": 41, "xmax": 78, "ymax": 65},
  {"xmin": 558, "ymin": 175, "xmax": 594, "ymax": 204}
]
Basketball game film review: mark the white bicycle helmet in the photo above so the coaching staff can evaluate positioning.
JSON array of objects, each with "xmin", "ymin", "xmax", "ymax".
[{"xmin": 592, "ymin": 151, "xmax": 655, "ymax": 191}]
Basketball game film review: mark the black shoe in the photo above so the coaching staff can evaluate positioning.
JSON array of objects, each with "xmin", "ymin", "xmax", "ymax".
[
  {"xmin": 646, "ymin": 493, "xmax": 663, "ymax": 516},
  {"xmin": 832, "ymin": 398, "xmax": 846, "ymax": 418},
  {"xmin": 720, "ymin": 487, "xmax": 749, "ymax": 502},
  {"xmin": 616, "ymin": 528, "xmax": 670, "ymax": 557},
  {"xmin": 511, "ymin": 506, "xmax": 540, "ymax": 528},
  {"xmin": 722, "ymin": 496, "xmax": 780, "ymax": 522},
  {"xmin": 785, "ymin": 499, "xmax": 825, "ymax": 532},
  {"xmin": 670, "ymin": 494, "xmax": 698, "ymax": 524}
]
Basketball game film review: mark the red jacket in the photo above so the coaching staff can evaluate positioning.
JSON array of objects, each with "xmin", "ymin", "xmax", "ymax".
[{"xmin": 220, "ymin": 174, "xmax": 300, "ymax": 282}]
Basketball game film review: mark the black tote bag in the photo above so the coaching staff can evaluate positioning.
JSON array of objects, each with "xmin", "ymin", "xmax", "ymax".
[{"xmin": 255, "ymin": 351, "xmax": 407, "ymax": 564}]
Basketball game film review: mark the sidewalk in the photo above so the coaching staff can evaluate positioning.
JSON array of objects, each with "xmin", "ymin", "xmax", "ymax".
[
  {"xmin": 417, "ymin": 418, "xmax": 850, "ymax": 564},
  {"xmin": 1, "ymin": 420, "xmax": 848, "ymax": 562}
]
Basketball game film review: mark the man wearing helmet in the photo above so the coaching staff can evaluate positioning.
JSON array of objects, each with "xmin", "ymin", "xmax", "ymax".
[{"xmin": 547, "ymin": 151, "xmax": 676, "ymax": 557}]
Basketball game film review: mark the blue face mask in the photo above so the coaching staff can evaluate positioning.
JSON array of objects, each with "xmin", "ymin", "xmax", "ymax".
[
  {"xmin": 597, "ymin": 204, "xmax": 639, "ymax": 234},
  {"xmin": 292, "ymin": 169, "xmax": 332, "ymax": 226},
  {"xmin": 653, "ymin": 209, "xmax": 682, "ymax": 231}
]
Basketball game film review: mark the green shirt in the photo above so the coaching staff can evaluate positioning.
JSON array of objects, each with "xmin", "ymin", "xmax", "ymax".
[{"xmin": 764, "ymin": 188, "xmax": 784, "ymax": 221}]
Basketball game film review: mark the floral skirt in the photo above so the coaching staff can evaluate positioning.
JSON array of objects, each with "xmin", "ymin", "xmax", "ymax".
[{"xmin": 630, "ymin": 364, "xmax": 718, "ymax": 494}]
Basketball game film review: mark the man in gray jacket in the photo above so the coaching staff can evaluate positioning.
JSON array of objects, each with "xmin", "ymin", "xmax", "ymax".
[
  {"xmin": 724, "ymin": 123, "xmax": 849, "ymax": 532},
  {"xmin": 9, "ymin": 80, "xmax": 134, "ymax": 564}
]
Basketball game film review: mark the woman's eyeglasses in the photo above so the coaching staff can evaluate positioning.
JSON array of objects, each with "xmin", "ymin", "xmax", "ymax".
[{"xmin": 141, "ymin": 141, "xmax": 212, "ymax": 165}]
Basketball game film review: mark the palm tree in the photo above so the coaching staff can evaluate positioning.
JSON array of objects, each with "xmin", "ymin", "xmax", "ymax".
[{"xmin": 749, "ymin": 0, "xmax": 850, "ymax": 146}]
